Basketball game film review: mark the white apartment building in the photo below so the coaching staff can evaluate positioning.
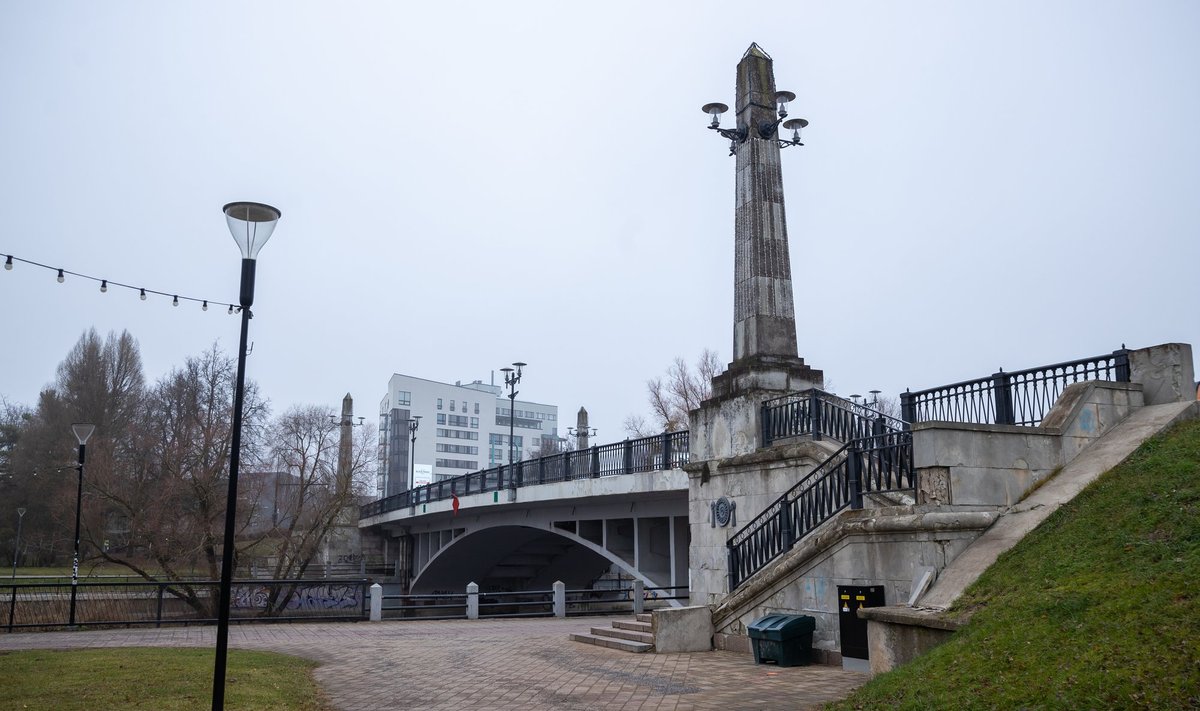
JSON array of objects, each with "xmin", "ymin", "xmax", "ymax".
[{"xmin": 377, "ymin": 373, "xmax": 560, "ymax": 498}]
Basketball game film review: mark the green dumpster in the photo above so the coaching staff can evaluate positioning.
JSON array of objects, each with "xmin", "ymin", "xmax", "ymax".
[{"xmin": 747, "ymin": 613, "xmax": 815, "ymax": 667}]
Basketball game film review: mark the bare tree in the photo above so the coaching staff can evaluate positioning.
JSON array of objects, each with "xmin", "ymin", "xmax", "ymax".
[{"xmin": 624, "ymin": 349, "xmax": 724, "ymax": 436}]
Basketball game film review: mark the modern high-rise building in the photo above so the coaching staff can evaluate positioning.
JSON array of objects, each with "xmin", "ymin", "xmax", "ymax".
[{"xmin": 377, "ymin": 373, "xmax": 559, "ymax": 497}]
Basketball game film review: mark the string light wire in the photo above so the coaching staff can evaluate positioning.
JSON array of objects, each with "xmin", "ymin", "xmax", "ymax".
[{"xmin": 2, "ymin": 252, "xmax": 239, "ymax": 313}]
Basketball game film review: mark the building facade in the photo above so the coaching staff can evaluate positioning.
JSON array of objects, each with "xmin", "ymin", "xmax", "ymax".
[{"xmin": 378, "ymin": 374, "xmax": 559, "ymax": 497}]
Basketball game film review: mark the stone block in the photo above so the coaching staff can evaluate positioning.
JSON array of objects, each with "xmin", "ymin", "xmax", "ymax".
[
  {"xmin": 652, "ymin": 605, "xmax": 714, "ymax": 652},
  {"xmin": 1130, "ymin": 343, "xmax": 1195, "ymax": 406}
]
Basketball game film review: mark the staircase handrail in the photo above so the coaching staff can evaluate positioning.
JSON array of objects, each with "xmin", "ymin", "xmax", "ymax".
[{"xmin": 726, "ymin": 429, "xmax": 914, "ymax": 591}]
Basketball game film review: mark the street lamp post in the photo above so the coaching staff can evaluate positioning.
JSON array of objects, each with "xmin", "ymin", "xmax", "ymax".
[
  {"xmin": 10, "ymin": 507, "xmax": 26, "ymax": 580},
  {"xmin": 408, "ymin": 416, "xmax": 422, "ymax": 490},
  {"xmin": 499, "ymin": 362, "xmax": 526, "ymax": 496},
  {"xmin": 68, "ymin": 423, "xmax": 94, "ymax": 627},
  {"xmin": 213, "ymin": 201, "xmax": 280, "ymax": 711}
]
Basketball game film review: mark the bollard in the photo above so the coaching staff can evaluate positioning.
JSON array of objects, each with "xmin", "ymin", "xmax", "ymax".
[
  {"xmin": 633, "ymin": 580, "xmax": 644, "ymax": 615},
  {"xmin": 369, "ymin": 583, "xmax": 382, "ymax": 622},
  {"xmin": 553, "ymin": 581, "xmax": 566, "ymax": 618},
  {"xmin": 467, "ymin": 582, "xmax": 479, "ymax": 620}
]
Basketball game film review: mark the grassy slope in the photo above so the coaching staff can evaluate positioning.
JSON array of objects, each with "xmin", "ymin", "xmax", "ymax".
[
  {"xmin": 829, "ymin": 419, "xmax": 1200, "ymax": 710},
  {"xmin": 0, "ymin": 648, "xmax": 329, "ymax": 710}
]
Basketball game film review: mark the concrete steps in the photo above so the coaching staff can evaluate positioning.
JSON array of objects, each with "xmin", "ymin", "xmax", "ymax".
[{"xmin": 570, "ymin": 613, "xmax": 654, "ymax": 653}]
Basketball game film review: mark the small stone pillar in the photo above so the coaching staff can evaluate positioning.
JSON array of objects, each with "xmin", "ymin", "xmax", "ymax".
[
  {"xmin": 466, "ymin": 582, "xmax": 479, "ymax": 620},
  {"xmin": 553, "ymin": 581, "xmax": 566, "ymax": 618},
  {"xmin": 633, "ymin": 580, "xmax": 645, "ymax": 615},
  {"xmin": 369, "ymin": 583, "xmax": 382, "ymax": 622}
]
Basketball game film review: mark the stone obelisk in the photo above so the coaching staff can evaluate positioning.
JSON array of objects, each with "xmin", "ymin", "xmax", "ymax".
[{"xmin": 696, "ymin": 44, "xmax": 822, "ymax": 461}]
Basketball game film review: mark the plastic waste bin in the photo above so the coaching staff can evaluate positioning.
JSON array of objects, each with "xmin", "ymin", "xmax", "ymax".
[{"xmin": 746, "ymin": 613, "xmax": 815, "ymax": 667}]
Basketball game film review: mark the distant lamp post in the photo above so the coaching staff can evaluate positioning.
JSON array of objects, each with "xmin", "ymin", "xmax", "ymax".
[
  {"xmin": 10, "ymin": 507, "xmax": 27, "ymax": 580},
  {"xmin": 500, "ymin": 362, "xmax": 526, "ymax": 497},
  {"xmin": 702, "ymin": 89, "xmax": 807, "ymax": 155},
  {"xmin": 68, "ymin": 423, "xmax": 94, "ymax": 627},
  {"xmin": 213, "ymin": 201, "xmax": 280, "ymax": 711},
  {"xmin": 868, "ymin": 390, "xmax": 882, "ymax": 408},
  {"xmin": 568, "ymin": 426, "xmax": 597, "ymax": 450},
  {"xmin": 408, "ymin": 416, "xmax": 422, "ymax": 490}
]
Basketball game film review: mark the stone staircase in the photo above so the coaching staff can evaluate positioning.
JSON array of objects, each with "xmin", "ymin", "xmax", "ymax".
[{"xmin": 569, "ymin": 613, "xmax": 654, "ymax": 653}]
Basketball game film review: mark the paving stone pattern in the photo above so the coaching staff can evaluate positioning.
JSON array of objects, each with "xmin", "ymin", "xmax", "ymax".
[{"xmin": 0, "ymin": 617, "xmax": 867, "ymax": 710}]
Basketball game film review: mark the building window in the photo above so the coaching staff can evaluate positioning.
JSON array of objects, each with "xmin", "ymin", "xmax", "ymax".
[
  {"xmin": 447, "ymin": 414, "xmax": 469, "ymax": 427},
  {"xmin": 436, "ymin": 444, "xmax": 479, "ymax": 455},
  {"xmin": 437, "ymin": 398, "xmax": 443, "ymax": 410},
  {"xmin": 450, "ymin": 400, "xmax": 455, "ymax": 411},
  {"xmin": 474, "ymin": 402, "xmax": 480, "ymax": 414},
  {"xmin": 435, "ymin": 458, "xmax": 478, "ymax": 469},
  {"xmin": 470, "ymin": 417, "xmax": 479, "ymax": 428},
  {"xmin": 396, "ymin": 391, "xmax": 411, "ymax": 406},
  {"xmin": 436, "ymin": 414, "xmax": 446, "ymax": 425},
  {"xmin": 437, "ymin": 428, "xmax": 479, "ymax": 441}
]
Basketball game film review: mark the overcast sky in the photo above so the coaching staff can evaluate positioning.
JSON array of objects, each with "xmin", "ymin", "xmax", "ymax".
[{"xmin": 2, "ymin": 1, "xmax": 1197, "ymax": 443}]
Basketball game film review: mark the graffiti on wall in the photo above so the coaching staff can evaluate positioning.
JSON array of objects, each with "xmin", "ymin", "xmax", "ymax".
[{"xmin": 231, "ymin": 583, "xmax": 363, "ymax": 611}]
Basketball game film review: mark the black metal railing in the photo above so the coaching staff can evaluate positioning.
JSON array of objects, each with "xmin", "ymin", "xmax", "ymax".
[
  {"xmin": 378, "ymin": 584, "xmax": 690, "ymax": 620},
  {"xmin": 6, "ymin": 578, "xmax": 370, "ymax": 632},
  {"xmin": 762, "ymin": 389, "xmax": 907, "ymax": 446},
  {"xmin": 900, "ymin": 348, "xmax": 1131, "ymax": 427},
  {"xmin": 727, "ymin": 430, "xmax": 914, "ymax": 591},
  {"xmin": 362, "ymin": 430, "xmax": 690, "ymax": 519}
]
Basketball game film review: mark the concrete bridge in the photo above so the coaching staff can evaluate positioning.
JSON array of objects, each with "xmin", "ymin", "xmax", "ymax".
[{"xmin": 359, "ymin": 432, "xmax": 692, "ymax": 598}]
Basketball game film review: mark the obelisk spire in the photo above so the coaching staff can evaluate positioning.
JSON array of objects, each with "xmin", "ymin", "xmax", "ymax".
[{"xmin": 732, "ymin": 43, "xmax": 798, "ymax": 362}]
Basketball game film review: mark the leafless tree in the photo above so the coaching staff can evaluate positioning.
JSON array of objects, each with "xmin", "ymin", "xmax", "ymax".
[{"xmin": 624, "ymin": 349, "xmax": 724, "ymax": 436}]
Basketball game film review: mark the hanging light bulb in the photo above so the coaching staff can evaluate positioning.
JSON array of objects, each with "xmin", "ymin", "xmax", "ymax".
[
  {"xmin": 4, "ymin": 256, "xmax": 12, "ymax": 270},
  {"xmin": 172, "ymin": 295, "xmax": 179, "ymax": 307},
  {"xmin": 202, "ymin": 300, "xmax": 208, "ymax": 311},
  {"xmin": 140, "ymin": 288, "xmax": 147, "ymax": 301},
  {"xmin": 57, "ymin": 269, "xmax": 65, "ymax": 283},
  {"xmin": 100, "ymin": 280, "xmax": 108, "ymax": 293},
  {"xmin": 227, "ymin": 305, "xmax": 234, "ymax": 315}
]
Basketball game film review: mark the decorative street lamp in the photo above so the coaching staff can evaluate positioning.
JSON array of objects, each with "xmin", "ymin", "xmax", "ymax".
[
  {"xmin": 499, "ymin": 362, "xmax": 526, "ymax": 497},
  {"xmin": 10, "ymin": 507, "xmax": 26, "ymax": 580},
  {"xmin": 408, "ymin": 415, "xmax": 422, "ymax": 490},
  {"xmin": 212, "ymin": 201, "xmax": 280, "ymax": 711},
  {"xmin": 68, "ymin": 423, "xmax": 94, "ymax": 627}
]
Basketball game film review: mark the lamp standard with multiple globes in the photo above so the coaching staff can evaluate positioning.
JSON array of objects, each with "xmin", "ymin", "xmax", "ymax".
[
  {"xmin": 499, "ymin": 362, "xmax": 525, "ymax": 495},
  {"xmin": 408, "ymin": 416, "xmax": 422, "ymax": 490},
  {"xmin": 212, "ymin": 201, "xmax": 280, "ymax": 711},
  {"xmin": 67, "ymin": 423, "xmax": 94, "ymax": 627}
]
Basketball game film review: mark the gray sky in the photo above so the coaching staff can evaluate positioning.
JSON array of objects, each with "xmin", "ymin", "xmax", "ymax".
[{"xmin": 3, "ymin": 1, "xmax": 1198, "ymax": 442}]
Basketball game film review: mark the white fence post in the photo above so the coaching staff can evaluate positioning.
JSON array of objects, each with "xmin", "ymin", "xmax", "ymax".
[
  {"xmin": 467, "ymin": 582, "xmax": 479, "ymax": 620},
  {"xmin": 553, "ymin": 581, "xmax": 566, "ymax": 618},
  {"xmin": 633, "ymin": 580, "xmax": 644, "ymax": 615},
  {"xmin": 369, "ymin": 583, "xmax": 382, "ymax": 622}
]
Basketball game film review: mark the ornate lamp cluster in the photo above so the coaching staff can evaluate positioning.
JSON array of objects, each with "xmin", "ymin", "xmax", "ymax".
[{"xmin": 701, "ymin": 91, "xmax": 808, "ymax": 155}]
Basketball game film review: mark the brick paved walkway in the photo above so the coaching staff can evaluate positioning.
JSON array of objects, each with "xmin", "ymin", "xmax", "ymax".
[{"xmin": 0, "ymin": 617, "xmax": 868, "ymax": 710}]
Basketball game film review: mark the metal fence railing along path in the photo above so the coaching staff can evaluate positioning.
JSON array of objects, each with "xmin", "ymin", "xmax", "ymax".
[
  {"xmin": 900, "ymin": 348, "xmax": 1131, "ymax": 427},
  {"xmin": 362, "ymin": 430, "xmax": 690, "ymax": 519},
  {"xmin": 6, "ymin": 578, "xmax": 370, "ymax": 632},
  {"xmin": 727, "ymin": 431, "xmax": 914, "ymax": 592},
  {"xmin": 377, "ymin": 584, "xmax": 689, "ymax": 620},
  {"xmin": 761, "ymin": 389, "xmax": 906, "ymax": 447}
]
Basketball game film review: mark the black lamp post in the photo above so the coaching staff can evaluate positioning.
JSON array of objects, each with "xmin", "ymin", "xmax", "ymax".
[
  {"xmin": 68, "ymin": 423, "xmax": 94, "ymax": 627},
  {"xmin": 408, "ymin": 416, "xmax": 422, "ymax": 490},
  {"xmin": 10, "ymin": 507, "xmax": 26, "ymax": 580},
  {"xmin": 212, "ymin": 201, "xmax": 280, "ymax": 711},
  {"xmin": 499, "ymin": 362, "xmax": 526, "ymax": 495}
]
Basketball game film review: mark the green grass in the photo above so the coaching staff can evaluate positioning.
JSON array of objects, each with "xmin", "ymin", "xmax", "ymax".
[
  {"xmin": 829, "ymin": 419, "xmax": 1200, "ymax": 711},
  {"xmin": 0, "ymin": 647, "xmax": 330, "ymax": 710}
]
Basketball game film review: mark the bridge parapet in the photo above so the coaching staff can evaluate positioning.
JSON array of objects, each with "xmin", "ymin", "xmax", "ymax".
[{"xmin": 361, "ymin": 430, "xmax": 689, "ymax": 519}]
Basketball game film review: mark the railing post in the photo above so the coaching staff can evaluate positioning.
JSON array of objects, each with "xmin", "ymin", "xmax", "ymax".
[
  {"xmin": 623, "ymin": 438, "xmax": 632, "ymax": 474},
  {"xmin": 848, "ymin": 445, "xmax": 864, "ymax": 510},
  {"xmin": 900, "ymin": 389, "xmax": 915, "ymax": 428},
  {"xmin": 591, "ymin": 446, "xmax": 600, "ymax": 478},
  {"xmin": 156, "ymin": 584, "xmax": 165, "ymax": 628},
  {"xmin": 661, "ymin": 431, "xmax": 672, "ymax": 469},
  {"xmin": 466, "ymin": 582, "xmax": 479, "ymax": 620},
  {"xmin": 552, "ymin": 580, "xmax": 566, "ymax": 618},
  {"xmin": 538, "ymin": 457, "xmax": 545, "ymax": 485},
  {"xmin": 810, "ymin": 390, "xmax": 822, "ymax": 441},
  {"xmin": 761, "ymin": 401, "xmax": 771, "ymax": 447},
  {"xmin": 779, "ymin": 501, "xmax": 794, "ymax": 548},
  {"xmin": 727, "ymin": 545, "xmax": 738, "ymax": 592},
  {"xmin": 369, "ymin": 583, "xmax": 383, "ymax": 622},
  {"xmin": 1114, "ymin": 346, "xmax": 1131, "ymax": 382},
  {"xmin": 7, "ymin": 584, "xmax": 17, "ymax": 632},
  {"xmin": 992, "ymin": 369, "xmax": 1015, "ymax": 425},
  {"xmin": 633, "ymin": 580, "xmax": 644, "ymax": 615}
]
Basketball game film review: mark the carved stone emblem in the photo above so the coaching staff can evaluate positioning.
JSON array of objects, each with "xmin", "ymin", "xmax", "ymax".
[{"xmin": 711, "ymin": 496, "xmax": 736, "ymax": 527}]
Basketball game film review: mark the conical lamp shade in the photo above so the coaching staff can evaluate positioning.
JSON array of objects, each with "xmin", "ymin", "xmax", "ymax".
[{"xmin": 223, "ymin": 202, "xmax": 281, "ymax": 260}]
